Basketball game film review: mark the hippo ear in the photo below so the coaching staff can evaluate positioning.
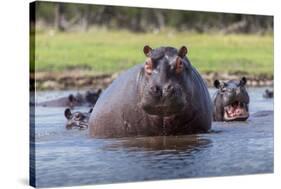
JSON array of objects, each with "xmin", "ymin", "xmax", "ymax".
[
  {"xmin": 68, "ymin": 94, "xmax": 76, "ymax": 102},
  {"xmin": 178, "ymin": 46, "xmax": 188, "ymax": 58},
  {"xmin": 214, "ymin": 80, "xmax": 221, "ymax": 89},
  {"xmin": 88, "ymin": 108, "xmax": 93, "ymax": 113},
  {"xmin": 143, "ymin": 45, "xmax": 152, "ymax": 57},
  {"xmin": 97, "ymin": 89, "xmax": 102, "ymax": 95},
  {"xmin": 240, "ymin": 77, "xmax": 247, "ymax": 86},
  {"xmin": 64, "ymin": 108, "xmax": 72, "ymax": 119}
]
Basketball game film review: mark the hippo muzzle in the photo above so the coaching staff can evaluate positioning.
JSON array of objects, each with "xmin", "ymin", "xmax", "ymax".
[{"xmin": 140, "ymin": 82, "xmax": 187, "ymax": 117}]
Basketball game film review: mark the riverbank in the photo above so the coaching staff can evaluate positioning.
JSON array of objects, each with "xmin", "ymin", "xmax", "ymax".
[
  {"xmin": 32, "ymin": 71, "xmax": 273, "ymax": 91},
  {"xmin": 32, "ymin": 30, "xmax": 273, "ymax": 90}
]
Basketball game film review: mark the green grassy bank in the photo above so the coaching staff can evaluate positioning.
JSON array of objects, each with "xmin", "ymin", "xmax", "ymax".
[{"xmin": 34, "ymin": 29, "xmax": 273, "ymax": 76}]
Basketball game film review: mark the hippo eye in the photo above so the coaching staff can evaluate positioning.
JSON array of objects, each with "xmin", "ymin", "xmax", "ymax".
[
  {"xmin": 144, "ymin": 58, "xmax": 153, "ymax": 75},
  {"xmin": 175, "ymin": 57, "xmax": 184, "ymax": 74},
  {"xmin": 74, "ymin": 114, "xmax": 81, "ymax": 119},
  {"xmin": 221, "ymin": 88, "xmax": 227, "ymax": 92}
]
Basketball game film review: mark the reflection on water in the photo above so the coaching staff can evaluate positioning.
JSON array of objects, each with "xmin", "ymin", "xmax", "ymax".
[
  {"xmin": 105, "ymin": 135, "xmax": 211, "ymax": 152},
  {"xmin": 33, "ymin": 88, "xmax": 273, "ymax": 187}
]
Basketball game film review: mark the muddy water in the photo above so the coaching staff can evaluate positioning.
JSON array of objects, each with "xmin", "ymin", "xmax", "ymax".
[{"xmin": 33, "ymin": 88, "xmax": 273, "ymax": 187}]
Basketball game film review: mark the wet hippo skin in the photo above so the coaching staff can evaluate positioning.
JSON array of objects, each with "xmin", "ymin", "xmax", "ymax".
[{"xmin": 89, "ymin": 45, "xmax": 212, "ymax": 138}]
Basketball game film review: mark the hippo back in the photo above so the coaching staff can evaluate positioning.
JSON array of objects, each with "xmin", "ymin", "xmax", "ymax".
[
  {"xmin": 189, "ymin": 64, "xmax": 212, "ymax": 127},
  {"xmin": 89, "ymin": 65, "xmax": 143, "ymax": 137}
]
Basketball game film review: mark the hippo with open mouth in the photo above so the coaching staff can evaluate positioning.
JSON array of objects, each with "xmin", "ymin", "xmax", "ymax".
[
  {"xmin": 213, "ymin": 77, "xmax": 250, "ymax": 121},
  {"xmin": 89, "ymin": 45, "xmax": 212, "ymax": 138}
]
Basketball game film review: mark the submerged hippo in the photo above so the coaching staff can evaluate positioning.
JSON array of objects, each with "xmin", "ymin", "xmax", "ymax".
[
  {"xmin": 37, "ymin": 89, "xmax": 102, "ymax": 108},
  {"xmin": 64, "ymin": 108, "xmax": 93, "ymax": 129},
  {"xmin": 213, "ymin": 77, "xmax": 250, "ymax": 121},
  {"xmin": 89, "ymin": 45, "xmax": 212, "ymax": 138},
  {"xmin": 263, "ymin": 89, "xmax": 273, "ymax": 99}
]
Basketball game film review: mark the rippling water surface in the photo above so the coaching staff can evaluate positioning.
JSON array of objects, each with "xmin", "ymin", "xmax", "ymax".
[{"xmin": 33, "ymin": 88, "xmax": 273, "ymax": 187}]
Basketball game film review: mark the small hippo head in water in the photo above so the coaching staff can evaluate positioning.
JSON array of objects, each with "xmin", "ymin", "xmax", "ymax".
[
  {"xmin": 67, "ymin": 89, "xmax": 102, "ymax": 108},
  {"xmin": 213, "ymin": 77, "xmax": 250, "ymax": 121},
  {"xmin": 85, "ymin": 89, "xmax": 102, "ymax": 105},
  {"xmin": 263, "ymin": 89, "xmax": 273, "ymax": 99},
  {"xmin": 64, "ymin": 108, "xmax": 93, "ymax": 129},
  {"xmin": 138, "ymin": 45, "xmax": 192, "ymax": 116}
]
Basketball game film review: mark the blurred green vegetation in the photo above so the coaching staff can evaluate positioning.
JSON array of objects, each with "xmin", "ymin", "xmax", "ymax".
[
  {"xmin": 35, "ymin": 29, "xmax": 273, "ymax": 76},
  {"xmin": 33, "ymin": 2, "xmax": 273, "ymax": 34}
]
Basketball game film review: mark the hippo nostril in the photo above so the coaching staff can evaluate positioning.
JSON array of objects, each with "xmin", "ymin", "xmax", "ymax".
[
  {"xmin": 151, "ymin": 85, "xmax": 159, "ymax": 92},
  {"xmin": 150, "ymin": 85, "xmax": 162, "ymax": 96},
  {"xmin": 163, "ymin": 84, "xmax": 175, "ymax": 95}
]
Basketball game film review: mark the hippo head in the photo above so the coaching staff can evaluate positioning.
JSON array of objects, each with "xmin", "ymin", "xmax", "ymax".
[
  {"xmin": 214, "ymin": 77, "xmax": 249, "ymax": 121},
  {"xmin": 263, "ymin": 89, "xmax": 273, "ymax": 98},
  {"xmin": 85, "ymin": 89, "xmax": 102, "ymax": 105},
  {"xmin": 138, "ymin": 45, "xmax": 191, "ymax": 117},
  {"xmin": 64, "ymin": 108, "xmax": 93, "ymax": 129}
]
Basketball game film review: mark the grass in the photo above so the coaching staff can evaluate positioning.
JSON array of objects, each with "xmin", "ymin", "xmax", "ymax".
[{"xmin": 34, "ymin": 29, "xmax": 273, "ymax": 76}]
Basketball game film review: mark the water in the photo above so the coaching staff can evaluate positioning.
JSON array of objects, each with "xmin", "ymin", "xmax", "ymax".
[{"xmin": 33, "ymin": 88, "xmax": 273, "ymax": 187}]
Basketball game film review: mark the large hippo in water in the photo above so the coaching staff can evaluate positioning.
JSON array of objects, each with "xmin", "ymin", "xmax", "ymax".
[
  {"xmin": 213, "ymin": 77, "xmax": 250, "ymax": 121},
  {"xmin": 89, "ymin": 45, "xmax": 212, "ymax": 138}
]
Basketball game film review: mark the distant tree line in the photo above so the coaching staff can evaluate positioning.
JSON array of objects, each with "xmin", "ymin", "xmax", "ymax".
[{"xmin": 33, "ymin": 1, "xmax": 273, "ymax": 34}]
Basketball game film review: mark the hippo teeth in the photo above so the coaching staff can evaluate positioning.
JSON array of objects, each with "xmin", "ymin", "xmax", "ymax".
[{"xmin": 224, "ymin": 101, "xmax": 249, "ymax": 120}]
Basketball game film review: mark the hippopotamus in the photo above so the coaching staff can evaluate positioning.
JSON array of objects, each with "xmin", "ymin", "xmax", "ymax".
[
  {"xmin": 263, "ymin": 89, "xmax": 273, "ymax": 99},
  {"xmin": 64, "ymin": 108, "xmax": 93, "ymax": 129},
  {"xmin": 89, "ymin": 45, "xmax": 212, "ymax": 138},
  {"xmin": 212, "ymin": 77, "xmax": 250, "ymax": 121},
  {"xmin": 37, "ymin": 89, "xmax": 102, "ymax": 108}
]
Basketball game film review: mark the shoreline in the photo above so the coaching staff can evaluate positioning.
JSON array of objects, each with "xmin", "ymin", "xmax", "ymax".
[{"xmin": 32, "ymin": 71, "xmax": 273, "ymax": 91}]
